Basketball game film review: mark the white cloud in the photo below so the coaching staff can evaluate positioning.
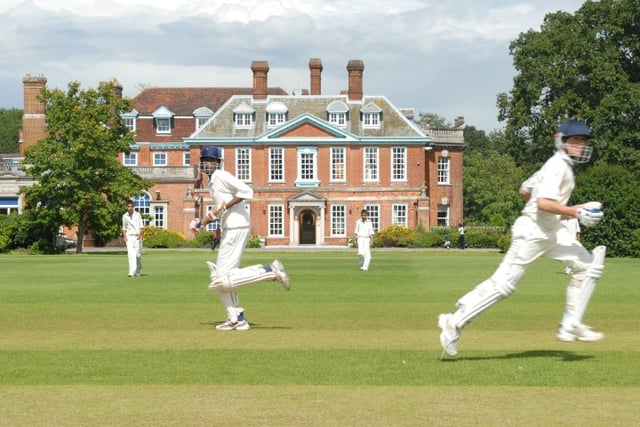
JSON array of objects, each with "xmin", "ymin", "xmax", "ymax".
[{"xmin": 0, "ymin": 0, "xmax": 586, "ymax": 131}]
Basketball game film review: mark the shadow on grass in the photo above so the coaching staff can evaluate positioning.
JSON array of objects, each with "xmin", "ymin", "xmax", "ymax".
[
  {"xmin": 199, "ymin": 321, "xmax": 292, "ymax": 330},
  {"xmin": 444, "ymin": 350, "xmax": 595, "ymax": 362}
]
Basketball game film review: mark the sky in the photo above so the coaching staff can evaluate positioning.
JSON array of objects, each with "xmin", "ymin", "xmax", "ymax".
[{"xmin": 0, "ymin": 0, "xmax": 586, "ymax": 132}]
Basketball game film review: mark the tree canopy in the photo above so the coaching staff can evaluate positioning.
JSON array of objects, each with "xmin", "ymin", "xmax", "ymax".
[
  {"xmin": 0, "ymin": 108, "xmax": 23, "ymax": 153},
  {"xmin": 497, "ymin": 0, "xmax": 640, "ymax": 172},
  {"xmin": 22, "ymin": 80, "xmax": 151, "ymax": 252}
]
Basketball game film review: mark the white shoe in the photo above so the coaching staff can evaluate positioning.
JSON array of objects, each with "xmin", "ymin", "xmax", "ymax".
[
  {"xmin": 271, "ymin": 260, "xmax": 290, "ymax": 291},
  {"xmin": 437, "ymin": 313, "xmax": 460, "ymax": 357},
  {"xmin": 557, "ymin": 323, "xmax": 603, "ymax": 342},
  {"xmin": 215, "ymin": 320, "xmax": 250, "ymax": 331}
]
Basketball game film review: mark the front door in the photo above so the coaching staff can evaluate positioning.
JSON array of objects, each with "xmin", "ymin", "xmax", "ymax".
[{"xmin": 299, "ymin": 210, "xmax": 316, "ymax": 244}]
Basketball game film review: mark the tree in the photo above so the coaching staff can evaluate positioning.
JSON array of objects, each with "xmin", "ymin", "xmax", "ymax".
[
  {"xmin": 463, "ymin": 150, "xmax": 528, "ymax": 226},
  {"xmin": 497, "ymin": 0, "xmax": 640, "ymax": 172},
  {"xmin": 572, "ymin": 162, "xmax": 640, "ymax": 257},
  {"xmin": 0, "ymin": 108, "xmax": 23, "ymax": 153},
  {"xmin": 22, "ymin": 80, "xmax": 151, "ymax": 253}
]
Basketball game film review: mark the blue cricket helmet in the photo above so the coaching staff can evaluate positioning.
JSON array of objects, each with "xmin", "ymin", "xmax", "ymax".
[{"xmin": 200, "ymin": 146, "xmax": 222, "ymax": 160}]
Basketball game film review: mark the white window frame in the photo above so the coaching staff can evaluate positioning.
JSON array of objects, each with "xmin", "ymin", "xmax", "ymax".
[
  {"xmin": 123, "ymin": 152, "xmax": 138, "ymax": 166},
  {"xmin": 330, "ymin": 147, "xmax": 346, "ymax": 182},
  {"xmin": 362, "ymin": 112, "xmax": 380, "ymax": 128},
  {"xmin": 295, "ymin": 147, "xmax": 319, "ymax": 187},
  {"xmin": 182, "ymin": 151, "xmax": 191, "ymax": 166},
  {"xmin": 363, "ymin": 147, "xmax": 379, "ymax": 182},
  {"xmin": 328, "ymin": 112, "xmax": 347, "ymax": 127},
  {"xmin": 268, "ymin": 204, "xmax": 285, "ymax": 237},
  {"xmin": 267, "ymin": 112, "xmax": 287, "ymax": 128},
  {"xmin": 438, "ymin": 156, "xmax": 450, "ymax": 185},
  {"xmin": 437, "ymin": 204, "xmax": 450, "ymax": 227},
  {"xmin": 331, "ymin": 205, "xmax": 347, "ymax": 236},
  {"xmin": 123, "ymin": 117, "xmax": 136, "ymax": 132},
  {"xmin": 153, "ymin": 152, "xmax": 168, "ymax": 166},
  {"xmin": 155, "ymin": 117, "xmax": 171, "ymax": 134},
  {"xmin": 234, "ymin": 113, "xmax": 253, "ymax": 128},
  {"xmin": 150, "ymin": 204, "xmax": 166, "ymax": 228},
  {"xmin": 391, "ymin": 146, "xmax": 407, "ymax": 182},
  {"xmin": 236, "ymin": 147, "xmax": 251, "ymax": 182},
  {"xmin": 269, "ymin": 147, "xmax": 285, "ymax": 183},
  {"xmin": 392, "ymin": 204, "xmax": 408, "ymax": 226}
]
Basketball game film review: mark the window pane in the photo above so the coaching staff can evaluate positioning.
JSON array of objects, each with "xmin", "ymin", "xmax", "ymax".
[
  {"xmin": 236, "ymin": 148, "xmax": 251, "ymax": 181},
  {"xmin": 269, "ymin": 205, "xmax": 284, "ymax": 237},
  {"xmin": 392, "ymin": 204, "xmax": 407, "ymax": 226},
  {"xmin": 269, "ymin": 147, "xmax": 284, "ymax": 182},
  {"xmin": 391, "ymin": 147, "xmax": 406, "ymax": 181},
  {"xmin": 438, "ymin": 156, "xmax": 450, "ymax": 184},
  {"xmin": 363, "ymin": 147, "xmax": 378, "ymax": 181},
  {"xmin": 331, "ymin": 205, "xmax": 346, "ymax": 236},
  {"xmin": 331, "ymin": 147, "xmax": 346, "ymax": 181}
]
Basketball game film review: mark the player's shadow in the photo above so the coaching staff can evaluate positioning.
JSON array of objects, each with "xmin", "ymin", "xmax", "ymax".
[
  {"xmin": 447, "ymin": 350, "xmax": 594, "ymax": 362},
  {"xmin": 200, "ymin": 321, "xmax": 291, "ymax": 330}
]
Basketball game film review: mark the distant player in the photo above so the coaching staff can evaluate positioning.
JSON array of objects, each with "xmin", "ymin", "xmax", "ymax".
[
  {"xmin": 354, "ymin": 209, "xmax": 374, "ymax": 271},
  {"xmin": 199, "ymin": 146, "xmax": 290, "ymax": 331},
  {"xmin": 122, "ymin": 199, "xmax": 143, "ymax": 277},
  {"xmin": 438, "ymin": 119, "xmax": 606, "ymax": 357}
]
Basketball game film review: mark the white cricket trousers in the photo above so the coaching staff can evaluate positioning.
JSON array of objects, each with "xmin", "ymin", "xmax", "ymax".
[
  {"xmin": 125, "ymin": 235, "xmax": 142, "ymax": 276},
  {"xmin": 357, "ymin": 237, "xmax": 371, "ymax": 270},
  {"xmin": 215, "ymin": 226, "xmax": 250, "ymax": 322}
]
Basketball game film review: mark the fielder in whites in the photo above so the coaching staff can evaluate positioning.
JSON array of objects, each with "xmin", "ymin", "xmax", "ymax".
[
  {"xmin": 122, "ymin": 199, "xmax": 143, "ymax": 277},
  {"xmin": 438, "ymin": 119, "xmax": 606, "ymax": 358},
  {"xmin": 199, "ymin": 146, "xmax": 290, "ymax": 331},
  {"xmin": 354, "ymin": 209, "xmax": 374, "ymax": 271}
]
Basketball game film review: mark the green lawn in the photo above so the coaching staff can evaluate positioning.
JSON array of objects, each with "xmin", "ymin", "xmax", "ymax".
[{"xmin": 1, "ymin": 249, "xmax": 639, "ymax": 426}]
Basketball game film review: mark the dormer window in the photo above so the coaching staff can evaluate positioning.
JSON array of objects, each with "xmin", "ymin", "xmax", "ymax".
[
  {"xmin": 266, "ymin": 101, "xmax": 288, "ymax": 128},
  {"xmin": 193, "ymin": 106, "xmax": 214, "ymax": 131},
  {"xmin": 152, "ymin": 106, "xmax": 174, "ymax": 134},
  {"xmin": 327, "ymin": 100, "xmax": 349, "ymax": 128},
  {"xmin": 233, "ymin": 102, "xmax": 255, "ymax": 128},
  {"xmin": 121, "ymin": 109, "xmax": 138, "ymax": 133},
  {"xmin": 361, "ymin": 102, "xmax": 382, "ymax": 129}
]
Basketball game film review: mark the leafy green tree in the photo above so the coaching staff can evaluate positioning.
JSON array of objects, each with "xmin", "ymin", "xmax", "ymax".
[
  {"xmin": 497, "ymin": 0, "xmax": 640, "ymax": 171},
  {"xmin": 463, "ymin": 150, "xmax": 528, "ymax": 226},
  {"xmin": 0, "ymin": 108, "xmax": 23, "ymax": 153},
  {"xmin": 22, "ymin": 80, "xmax": 151, "ymax": 253},
  {"xmin": 572, "ymin": 162, "xmax": 640, "ymax": 257}
]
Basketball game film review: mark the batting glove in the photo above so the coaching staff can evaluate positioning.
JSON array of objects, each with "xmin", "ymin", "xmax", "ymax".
[{"xmin": 578, "ymin": 204, "xmax": 604, "ymax": 227}]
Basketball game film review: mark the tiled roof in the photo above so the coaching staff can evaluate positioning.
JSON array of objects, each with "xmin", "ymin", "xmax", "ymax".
[
  {"xmin": 131, "ymin": 87, "xmax": 287, "ymax": 116},
  {"xmin": 194, "ymin": 95, "xmax": 426, "ymax": 139}
]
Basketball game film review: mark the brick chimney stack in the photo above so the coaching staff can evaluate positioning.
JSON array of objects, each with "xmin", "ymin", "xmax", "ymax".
[
  {"xmin": 251, "ymin": 60, "xmax": 269, "ymax": 100},
  {"xmin": 309, "ymin": 58, "xmax": 323, "ymax": 95},
  {"xmin": 20, "ymin": 74, "xmax": 48, "ymax": 155},
  {"xmin": 346, "ymin": 59, "xmax": 364, "ymax": 101},
  {"xmin": 109, "ymin": 77, "xmax": 123, "ymax": 98}
]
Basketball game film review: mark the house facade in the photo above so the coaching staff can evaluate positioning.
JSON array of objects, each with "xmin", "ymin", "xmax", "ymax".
[
  {"xmin": 8, "ymin": 59, "xmax": 464, "ymax": 247},
  {"xmin": 184, "ymin": 59, "xmax": 464, "ymax": 245}
]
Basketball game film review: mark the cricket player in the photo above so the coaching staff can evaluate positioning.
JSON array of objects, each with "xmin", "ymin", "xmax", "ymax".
[
  {"xmin": 438, "ymin": 119, "xmax": 606, "ymax": 357},
  {"xmin": 354, "ymin": 209, "xmax": 374, "ymax": 271},
  {"xmin": 122, "ymin": 199, "xmax": 143, "ymax": 277},
  {"xmin": 199, "ymin": 146, "xmax": 290, "ymax": 331}
]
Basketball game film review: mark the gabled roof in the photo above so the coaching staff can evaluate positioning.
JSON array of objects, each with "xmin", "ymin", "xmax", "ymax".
[
  {"xmin": 258, "ymin": 113, "xmax": 358, "ymax": 141},
  {"xmin": 131, "ymin": 87, "xmax": 287, "ymax": 116}
]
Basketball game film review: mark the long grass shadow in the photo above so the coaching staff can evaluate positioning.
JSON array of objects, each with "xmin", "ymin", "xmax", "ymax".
[{"xmin": 447, "ymin": 350, "xmax": 595, "ymax": 362}]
